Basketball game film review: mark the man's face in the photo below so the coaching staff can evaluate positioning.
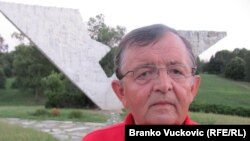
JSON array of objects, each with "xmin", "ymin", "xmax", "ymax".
[{"xmin": 112, "ymin": 32, "xmax": 200, "ymax": 125}]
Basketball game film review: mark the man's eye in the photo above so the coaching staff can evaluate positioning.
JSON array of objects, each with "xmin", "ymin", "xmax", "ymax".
[
  {"xmin": 169, "ymin": 68, "xmax": 184, "ymax": 75},
  {"xmin": 136, "ymin": 70, "xmax": 154, "ymax": 80}
]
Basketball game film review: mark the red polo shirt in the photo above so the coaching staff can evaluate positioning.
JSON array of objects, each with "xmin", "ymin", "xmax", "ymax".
[{"xmin": 82, "ymin": 113, "xmax": 197, "ymax": 141}]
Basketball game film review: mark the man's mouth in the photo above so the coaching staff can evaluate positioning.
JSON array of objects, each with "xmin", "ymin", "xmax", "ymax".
[{"xmin": 150, "ymin": 101, "xmax": 174, "ymax": 107}]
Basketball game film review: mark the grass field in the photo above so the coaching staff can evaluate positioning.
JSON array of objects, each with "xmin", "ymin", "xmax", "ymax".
[
  {"xmin": 0, "ymin": 121, "xmax": 59, "ymax": 141},
  {"xmin": 195, "ymin": 74, "xmax": 250, "ymax": 109},
  {"xmin": 0, "ymin": 78, "xmax": 46, "ymax": 106},
  {"xmin": 190, "ymin": 112, "xmax": 250, "ymax": 124},
  {"xmin": 0, "ymin": 106, "xmax": 108, "ymax": 123}
]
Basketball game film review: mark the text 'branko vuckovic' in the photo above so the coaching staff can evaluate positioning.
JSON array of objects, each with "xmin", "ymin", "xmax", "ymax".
[{"xmin": 129, "ymin": 129, "xmax": 204, "ymax": 136}]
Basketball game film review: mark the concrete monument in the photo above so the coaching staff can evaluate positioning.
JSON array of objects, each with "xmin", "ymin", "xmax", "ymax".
[{"xmin": 0, "ymin": 1, "xmax": 226, "ymax": 110}]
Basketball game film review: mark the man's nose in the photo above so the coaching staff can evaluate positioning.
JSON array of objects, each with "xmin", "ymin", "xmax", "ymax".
[{"xmin": 152, "ymin": 69, "xmax": 173, "ymax": 93}]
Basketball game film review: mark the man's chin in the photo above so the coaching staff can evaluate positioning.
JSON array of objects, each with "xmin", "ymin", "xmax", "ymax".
[{"xmin": 146, "ymin": 114, "xmax": 177, "ymax": 125}]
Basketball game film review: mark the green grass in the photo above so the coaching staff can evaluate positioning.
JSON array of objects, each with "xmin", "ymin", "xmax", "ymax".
[
  {"xmin": 0, "ymin": 106, "xmax": 108, "ymax": 123},
  {"xmin": 0, "ymin": 78, "xmax": 46, "ymax": 106},
  {"xmin": 0, "ymin": 89, "xmax": 46, "ymax": 106},
  {"xmin": 0, "ymin": 121, "xmax": 59, "ymax": 141},
  {"xmin": 190, "ymin": 112, "xmax": 250, "ymax": 124},
  {"xmin": 195, "ymin": 74, "xmax": 250, "ymax": 109}
]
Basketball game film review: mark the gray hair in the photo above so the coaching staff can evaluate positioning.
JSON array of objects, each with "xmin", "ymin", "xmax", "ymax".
[{"xmin": 115, "ymin": 24, "xmax": 196, "ymax": 80}]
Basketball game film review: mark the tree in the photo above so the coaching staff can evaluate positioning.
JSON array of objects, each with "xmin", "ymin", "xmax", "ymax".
[
  {"xmin": 13, "ymin": 44, "xmax": 57, "ymax": 101},
  {"xmin": 87, "ymin": 14, "xmax": 126, "ymax": 48},
  {"xmin": 207, "ymin": 56, "xmax": 222, "ymax": 74},
  {"xmin": 42, "ymin": 71, "xmax": 96, "ymax": 108},
  {"xmin": 88, "ymin": 14, "xmax": 126, "ymax": 76},
  {"xmin": 0, "ymin": 68, "xmax": 6, "ymax": 88},
  {"xmin": 224, "ymin": 56, "xmax": 246, "ymax": 80},
  {"xmin": 206, "ymin": 50, "xmax": 236, "ymax": 74},
  {"xmin": 234, "ymin": 48, "xmax": 248, "ymax": 60},
  {"xmin": 196, "ymin": 57, "xmax": 207, "ymax": 74},
  {"xmin": 11, "ymin": 32, "xmax": 31, "ymax": 45},
  {"xmin": 88, "ymin": 14, "xmax": 105, "ymax": 40},
  {"xmin": 0, "ymin": 52, "xmax": 14, "ymax": 77},
  {"xmin": 244, "ymin": 51, "xmax": 250, "ymax": 82},
  {"xmin": 213, "ymin": 50, "xmax": 234, "ymax": 74},
  {"xmin": 0, "ymin": 35, "xmax": 8, "ymax": 53}
]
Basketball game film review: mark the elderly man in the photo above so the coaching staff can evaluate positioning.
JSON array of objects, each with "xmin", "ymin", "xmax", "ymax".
[{"xmin": 83, "ymin": 24, "xmax": 201, "ymax": 141}]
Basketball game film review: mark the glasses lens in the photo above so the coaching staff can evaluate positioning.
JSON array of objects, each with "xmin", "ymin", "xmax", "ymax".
[
  {"xmin": 130, "ymin": 65, "xmax": 193, "ymax": 84},
  {"xmin": 167, "ymin": 65, "xmax": 190, "ymax": 79},
  {"xmin": 134, "ymin": 66, "xmax": 156, "ymax": 80}
]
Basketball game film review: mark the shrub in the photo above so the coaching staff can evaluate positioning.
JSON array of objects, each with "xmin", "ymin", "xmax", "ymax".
[
  {"xmin": 190, "ymin": 103, "xmax": 250, "ymax": 117},
  {"xmin": 42, "ymin": 72, "xmax": 96, "ymax": 109},
  {"xmin": 31, "ymin": 108, "xmax": 49, "ymax": 116},
  {"xmin": 50, "ymin": 108, "xmax": 60, "ymax": 117},
  {"xmin": 68, "ymin": 110, "xmax": 83, "ymax": 119}
]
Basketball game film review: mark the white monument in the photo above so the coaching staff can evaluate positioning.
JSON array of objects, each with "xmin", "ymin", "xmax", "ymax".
[{"xmin": 0, "ymin": 1, "xmax": 226, "ymax": 110}]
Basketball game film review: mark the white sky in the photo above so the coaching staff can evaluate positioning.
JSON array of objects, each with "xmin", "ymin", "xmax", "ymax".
[{"xmin": 0, "ymin": 0, "xmax": 250, "ymax": 61}]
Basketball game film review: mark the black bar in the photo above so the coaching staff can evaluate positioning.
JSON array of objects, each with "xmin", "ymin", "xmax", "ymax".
[{"xmin": 125, "ymin": 125, "xmax": 250, "ymax": 141}]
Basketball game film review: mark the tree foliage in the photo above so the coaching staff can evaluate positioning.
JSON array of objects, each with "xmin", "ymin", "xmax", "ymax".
[
  {"xmin": 224, "ymin": 56, "xmax": 246, "ymax": 80},
  {"xmin": 87, "ymin": 14, "xmax": 126, "ymax": 48},
  {"xmin": 196, "ymin": 57, "xmax": 207, "ymax": 74},
  {"xmin": 0, "ymin": 35, "xmax": 8, "ymax": 53},
  {"xmin": 233, "ymin": 48, "xmax": 248, "ymax": 60},
  {"xmin": 13, "ymin": 44, "xmax": 57, "ymax": 100},
  {"xmin": 206, "ymin": 50, "xmax": 234, "ymax": 74},
  {"xmin": 0, "ymin": 52, "xmax": 14, "ymax": 77},
  {"xmin": 214, "ymin": 50, "xmax": 234, "ymax": 73},
  {"xmin": 11, "ymin": 32, "xmax": 26, "ymax": 43},
  {"xmin": 42, "ymin": 71, "xmax": 96, "ymax": 108},
  {"xmin": 206, "ymin": 56, "xmax": 222, "ymax": 74},
  {"xmin": 11, "ymin": 31, "xmax": 32, "ymax": 46},
  {"xmin": 88, "ymin": 14, "xmax": 126, "ymax": 76},
  {"xmin": 0, "ymin": 68, "xmax": 6, "ymax": 88},
  {"xmin": 244, "ymin": 51, "xmax": 250, "ymax": 82}
]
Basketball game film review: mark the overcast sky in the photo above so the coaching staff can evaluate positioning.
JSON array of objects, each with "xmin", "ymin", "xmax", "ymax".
[{"xmin": 0, "ymin": 0, "xmax": 250, "ymax": 61}]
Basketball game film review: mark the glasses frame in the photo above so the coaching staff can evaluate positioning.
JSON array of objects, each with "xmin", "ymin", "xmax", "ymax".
[{"xmin": 118, "ymin": 64, "xmax": 197, "ymax": 82}]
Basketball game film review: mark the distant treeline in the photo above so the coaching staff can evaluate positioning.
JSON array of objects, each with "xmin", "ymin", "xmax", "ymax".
[{"xmin": 197, "ymin": 48, "xmax": 250, "ymax": 82}]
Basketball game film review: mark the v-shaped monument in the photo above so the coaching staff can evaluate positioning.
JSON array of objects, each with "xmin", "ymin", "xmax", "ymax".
[{"xmin": 0, "ymin": 1, "xmax": 226, "ymax": 110}]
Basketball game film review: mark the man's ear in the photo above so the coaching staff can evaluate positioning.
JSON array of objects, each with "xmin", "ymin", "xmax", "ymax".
[
  {"xmin": 111, "ymin": 80, "xmax": 127, "ymax": 107},
  {"xmin": 189, "ymin": 75, "xmax": 201, "ymax": 102}
]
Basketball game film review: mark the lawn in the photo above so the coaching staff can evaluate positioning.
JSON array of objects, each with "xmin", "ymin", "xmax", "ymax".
[
  {"xmin": 190, "ymin": 112, "xmax": 250, "ymax": 124},
  {"xmin": 0, "ymin": 121, "xmax": 59, "ymax": 141},
  {"xmin": 0, "ymin": 78, "xmax": 46, "ymax": 106},
  {"xmin": 0, "ymin": 106, "xmax": 108, "ymax": 123},
  {"xmin": 195, "ymin": 74, "xmax": 250, "ymax": 109}
]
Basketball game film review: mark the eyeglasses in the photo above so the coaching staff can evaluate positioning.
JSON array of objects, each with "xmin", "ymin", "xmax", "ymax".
[{"xmin": 118, "ymin": 64, "xmax": 196, "ymax": 84}]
